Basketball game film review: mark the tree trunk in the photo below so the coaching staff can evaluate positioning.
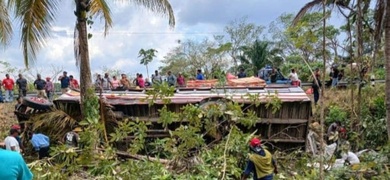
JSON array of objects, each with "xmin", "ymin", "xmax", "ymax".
[
  {"xmin": 355, "ymin": 0, "xmax": 364, "ymax": 147},
  {"xmin": 146, "ymin": 64, "xmax": 149, "ymax": 80},
  {"xmin": 385, "ymin": 1, "xmax": 390, "ymax": 140},
  {"xmin": 77, "ymin": 19, "xmax": 92, "ymax": 115}
]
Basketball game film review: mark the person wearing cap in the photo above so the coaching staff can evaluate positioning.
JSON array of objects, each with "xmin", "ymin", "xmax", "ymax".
[
  {"xmin": 241, "ymin": 138, "xmax": 278, "ymax": 180},
  {"xmin": 11, "ymin": 125, "xmax": 24, "ymax": 152},
  {"xmin": 4, "ymin": 129, "xmax": 21, "ymax": 153},
  {"xmin": 44, "ymin": 77, "xmax": 54, "ymax": 101},
  {"xmin": 58, "ymin": 71, "xmax": 70, "ymax": 94},
  {"xmin": 33, "ymin": 74, "xmax": 47, "ymax": 98},
  {"xmin": 64, "ymin": 127, "xmax": 82, "ymax": 148}
]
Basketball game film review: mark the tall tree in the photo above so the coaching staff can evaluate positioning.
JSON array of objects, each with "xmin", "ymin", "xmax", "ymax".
[
  {"xmin": 239, "ymin": 40, "xmax": 269, "ymax": 75},
  {"xmin": 224, "ymin": 17, "xmax": 264, "ymax": 72},
  {"xmin": 384, "ymin": 0, "xmax": 390, "ymax": 140},
  {"xmin": 139, "ymin": 48, "xmax": 158, "ymax": 79},
  {"xmin": 2, "ymin": 0, "xmax": 175, "ymax": 115}
]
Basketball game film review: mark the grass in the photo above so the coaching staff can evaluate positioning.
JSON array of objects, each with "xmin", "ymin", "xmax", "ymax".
[{"xmin": 0, "ymin": 103, "xmax": 18, "ymax": 139}]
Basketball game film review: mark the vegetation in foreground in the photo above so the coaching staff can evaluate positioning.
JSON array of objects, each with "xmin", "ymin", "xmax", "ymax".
[{"xmin": 1, "ymin": 83, "xmax": 389, "ymax": 179}]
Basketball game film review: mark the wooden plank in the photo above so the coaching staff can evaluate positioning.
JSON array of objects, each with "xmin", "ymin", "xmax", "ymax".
[
  {"xmin": 131, "ymin": 117, "xmax": 308, "ymax": 125},
  {"xmin": 262, "ymin": 139, "xmax": 305, "ymax": 143}
]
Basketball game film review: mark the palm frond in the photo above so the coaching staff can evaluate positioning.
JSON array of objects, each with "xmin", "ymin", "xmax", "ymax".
[
  {"xmin": 292, "ymin": 0, "xmax": 323, "ymax": 26},
  {"xmin": 0, "ymin": 0, "xmax": 12, "ymax": 45},
  {"xmin": 127, "ymin": 0, "xmax": 175, "ymax": 27},
  {"xmin": 30, "ymin": 109, "xmax": 77, "ymax": 142},
  {"xmin": 90, "ymin": 0, "xmax": 113, "ymax": 36},
  {"xmin": 17, "ymin": 0, "xmax": 60, "ymax": 68}
]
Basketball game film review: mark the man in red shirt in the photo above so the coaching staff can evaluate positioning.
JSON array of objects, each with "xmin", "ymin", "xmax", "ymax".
[
  {"xmin": 2, "ymin": 74, "xmax": 15, "ymax": 102},
  {"xmin": 69, "ymin": 75, "xmax": 79, "ymax": 89}
]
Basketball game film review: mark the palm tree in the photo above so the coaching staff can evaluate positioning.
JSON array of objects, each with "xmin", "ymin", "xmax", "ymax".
[
  {"xmin": 0, "ymin": 1, "xmax": 12, "ymax": 45},
  {"xmin": 139, "ymin": 48, "xmax": 158, "ymax": 79},
  {"xmin": 239, "ymin": 40, "xmax": 269, "ymax": 75},
  {"xmin": 2, "ymin": 0, "xmax": 175, "ymax": 114}
]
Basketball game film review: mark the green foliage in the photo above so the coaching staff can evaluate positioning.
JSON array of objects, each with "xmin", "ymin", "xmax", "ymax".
[
  {"xmin": 325, "ymin": 105, "xmax": 348, "ymax": 126},
  {"xmin": 280, "ymin": 61, "xmax": 324, "ymax": 82}
]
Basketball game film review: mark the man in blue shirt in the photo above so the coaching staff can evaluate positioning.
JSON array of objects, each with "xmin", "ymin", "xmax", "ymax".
[
  {"xmin": 196, "ymin": 69, "xmax": 205, "ymax": 80},
  {"xmin": 241, "ymin": 138, "xmax": 278, "ymax": 180},
  {"xmin": 29, "ymin": 132, "xmax": 50, "ymax": 159},
  {"xmin": 0, "ymin": 149, "xmax": 33, "ymax": 180},
  {"xmin": 58, "ymin": 71, "xmax": 70, "ymax": 94}
]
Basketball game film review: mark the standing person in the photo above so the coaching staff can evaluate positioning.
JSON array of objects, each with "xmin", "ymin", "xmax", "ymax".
[
  {"xmin": 69, "ymin": 75, "xmax": 79, "ymax": 89},
  {"xmin": 269, "ymin": 68, "xmax": 277, "ymax": 83},
  {"xmin": 58, "ymin": 71, "xmax": 70, "ymax": 94},
  {"xmin": 29, "ymin": 132, "xmax": 50, "ymax": 159},
  {"xmin": 0, "ymin": 149, "xmax": 33, "ymax": 180},
  {"xmin": 167, "ymin": 71, "xmax": 176, "ymax": 87},
  {"xmin": 4, "ymin": 129, "xmax": 21, "ymax": 153},
  {"xmin": 95, "ymin": 74, "xmax": 103, "ymax": 88},
  {"xmin": 177, "ymin": 73, "xmax": 186, "ymax": 87},
  {"xmin": 152, "ymin": 70, "xmax": 163, "ymax": 84},
  {"xmin": 111, "ymin": 76, "xmax": 120, "ymax": 89},
  {"xmin": 238, "ymin": 68, "xmax": 247, "ymax": 78},
  {"xmin": 16, "ymin": 74, "xmax": 28, "ymax": 97},
  {"xmin": 64, "ymin": 127, "xmax": 82, "ymax": 148},
  {"xmin": 332, "ymin": 67, "xmax": 339, "ymax": 87},
  {"xmin": 44, "ymin": 77, "xmax": 54, "ymax": 101},
  {"xmin": 2, "ymin": 74, "xmax": 15, "ymax": 102},
  {"xmin": 102, "ymin": 73, "xmax": 112, "ymax": 90},
  {"xmin": 33, "ymin": 74, "xmax": 47, "ymax": 98},
  {"xmin": 196, "ymin": 69, "xmax": 205, "ymax": 80},
  {"xmin": 133, "ymin": 73, "xmax": 140, "ymax": 87},
  {"xmin": 312, "ymin": 68, "xmax": 322, "ymax": 105},
  {"xmin": 288, "ymin": 69, "xmax": 300, "ymax": 86},
  {"xmin": 120, "ymin": 74, "xmax": 131, "ymax": 89},
  {"xmin": 0, "ymin": 79, "xmax": 3, "ymax": 103},
  {"xmin": 241, "ymin": 138, "xmax": 278, "ymax": 180},
  {"xmin": 137, "ymin": 74, "xmax": 145, "ymax": 88},
  {"xmin": 10, "ymin": 125, "xmax": 24, "ymax": 152}
]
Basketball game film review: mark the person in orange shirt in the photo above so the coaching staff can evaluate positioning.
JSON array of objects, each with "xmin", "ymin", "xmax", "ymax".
[
  {"xmin": 2, "ymin": 74, "xmax": 15, "ymax": 102},
  {"xmin": 69, "ymin": 75, "xmax": 79, "ymax": 89}
]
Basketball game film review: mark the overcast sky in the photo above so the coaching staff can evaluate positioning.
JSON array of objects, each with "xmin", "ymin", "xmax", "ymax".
[{"xmin": 0, "ymin": 0, "xmax": 344, "ymax": 80}]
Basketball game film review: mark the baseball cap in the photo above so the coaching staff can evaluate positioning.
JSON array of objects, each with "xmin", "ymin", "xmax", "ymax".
[
  {"xmin": 11, "ymin": 124, "xmax": 21, "ymax": 130},
  {"xmin": 250, "ymin": 137, "xmax": 261, "ymax": 147}
]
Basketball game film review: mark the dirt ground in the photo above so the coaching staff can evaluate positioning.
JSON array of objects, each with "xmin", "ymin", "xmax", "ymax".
[{"xmin": 0, "ymin": 103, "xmax": 19, "ymax": 139}]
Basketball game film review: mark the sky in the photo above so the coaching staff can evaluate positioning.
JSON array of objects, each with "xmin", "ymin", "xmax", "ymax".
[{"xmin": 0, "ymin": 0, "xmax": 345, "ymax": 81}]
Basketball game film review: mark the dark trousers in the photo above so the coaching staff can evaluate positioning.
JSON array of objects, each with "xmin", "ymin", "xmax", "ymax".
[
  {"xmin": 39, "ymin": 146, "xmax": 50, "ymax": 159},
  {"xmin": 19, "ymin": 89, "xmax": 27, "ymax": 97},
  {"xmin": 313, "ymin": 90, "xmax": 319, "ymax": 105}
]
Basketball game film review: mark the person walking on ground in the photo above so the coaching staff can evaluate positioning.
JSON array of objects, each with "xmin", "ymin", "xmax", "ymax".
[
  {"xmin": 167, "ymin": 71, "xmax": 176, "ymax": 87},
  {"xmin": 33, "ymin": 74, "xmax": 47, "ymax": 99},
  {"xmin": 241, "ymin": 137, "xmax": 278, "ymax": 180},
  {"xmin": 196, "ymin": 69, "xmax": 205, "ymax": 80},
  {"xmin": 0, "ymin": 149, "xmax": 33, "ymax": 180},
  {"xmin": 16, "ymin": 74, "xmax": 28, "ymax": 97},
  {"xmin": 29, "ymin": 132, "xmax": 50, "ymax": 159},
  {"xmin": 58, "ymin": 71, "xmax": 70, "ymax": 94},
  {"xmin": 2, "ymin": 74, "xmax": 15, "ymax": 102},
  {"xmin": 44, "ymin": 77, "xmax": 54, "ymax": 101},
  {"xmin": 4, "ymin": 129, "xmax": 21, "ymax": 153},
  {"xmin": 69, "ymin": 75, "xmax": 79, "ymax": 89},
  {"xmin": 64, "ymin": 127, "xmax": 82, "ymax": 148}
]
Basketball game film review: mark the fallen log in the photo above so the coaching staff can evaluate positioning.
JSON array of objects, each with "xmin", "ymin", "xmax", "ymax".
[{"xmin": 116, "ymin": 150, "xmax": 170, "ymax": 164}]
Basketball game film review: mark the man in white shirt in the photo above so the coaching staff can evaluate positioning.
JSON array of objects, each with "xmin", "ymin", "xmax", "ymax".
[{"xmin": 4, "ymin": 129, "xmax": 21, "ymax": 153}]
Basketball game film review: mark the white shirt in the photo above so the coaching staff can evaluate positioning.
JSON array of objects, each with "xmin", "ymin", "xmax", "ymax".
[
  {"xmin": 4, "ymin": 136, "xmax": 20, "ymax": 153},
  {"xmin": 289, "ymin": 72, "xmax": 299, "ymax": 81},
  {"xmin": 341, "ymin": 152, "xmax": 360, "ymax": 164}
]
